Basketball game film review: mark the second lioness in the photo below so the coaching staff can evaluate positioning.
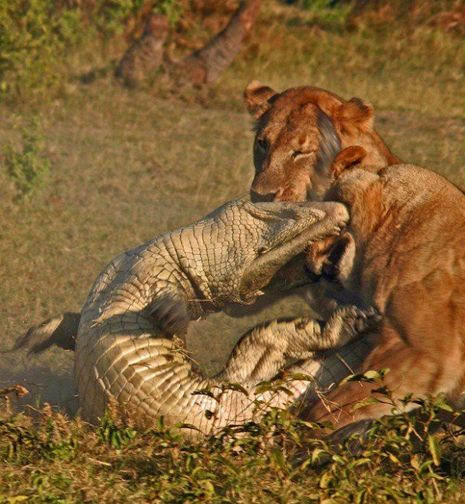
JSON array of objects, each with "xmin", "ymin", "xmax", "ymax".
[{"xmin": 306, "ymin": 157, "xmax": 465, "ymax": 428}]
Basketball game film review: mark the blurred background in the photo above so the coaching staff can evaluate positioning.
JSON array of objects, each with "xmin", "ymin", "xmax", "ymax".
[{"xmin": 0, "ymin": 0, "xmax": 464, "ymax": 413}]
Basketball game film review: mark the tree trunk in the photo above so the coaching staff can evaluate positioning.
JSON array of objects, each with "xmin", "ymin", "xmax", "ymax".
[
  {"xmin": 177, "ymin": 0, "xmax": 263, "ymax": 86},
  {"xmin": 115, "ymin": 0, "xmax": 262, "ymax": 88},
  {"xmin": 115, "ymin": 14, "xmax": 170, "ymax": 88}
]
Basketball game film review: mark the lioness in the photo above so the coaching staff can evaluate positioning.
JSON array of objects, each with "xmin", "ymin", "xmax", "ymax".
[
  {"xmin": 244, "ymin": 81, "xmax": 400, "ymax": 319},
  {"xmin": 244, "ymin": 82, "xmax": 465, "ymax": 429},
  {"xmin": 244, "ymin": 81, "xmax": 401, "ymax": 203},
  {"xmin": 306, "ymin": 153, "xmax": 465, "ymax": 428}
]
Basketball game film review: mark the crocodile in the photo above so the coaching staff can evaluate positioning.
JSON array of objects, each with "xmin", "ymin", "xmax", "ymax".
[{"xmin": 16, "ymin": 198, "xmax": 377, "ymax": 435}]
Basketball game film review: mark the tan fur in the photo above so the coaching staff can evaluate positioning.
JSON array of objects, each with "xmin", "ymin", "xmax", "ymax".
[
  {"xmin": 244, "ymin": 81, "xmax": 401, "ymax": 202},
  {"xmin": 304, "ymin": 162, "xmax": 465, "ymax": 427},
  {"xmin": 244, "ymin": 82, "xmax": 465, "ymax": 429}
]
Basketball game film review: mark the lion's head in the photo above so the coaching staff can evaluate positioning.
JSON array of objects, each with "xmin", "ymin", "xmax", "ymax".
[{"xmin": 244, "ymin": 81, "xmax": 401, "ymax": 202}]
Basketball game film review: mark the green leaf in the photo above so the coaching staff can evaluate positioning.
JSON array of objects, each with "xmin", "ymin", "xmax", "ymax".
[
  {"xmin": 284, "ymin": 373, "xmax": 315, "ymax": 382},
  {"xmin": 331, "ymin": 454, "xmax": 346, "ymax": 465},
  {"xmin": 192, "ymin": 388, "xmax": 217, "ymax": 399},
  {"xmin": 351, "ymin": 396, "xmax": 380, "ymax": 412},
  {"xmin": 310, "ymin": 448, "xmax": 328, "ymax": 464},
  {"xmin": 387, "ymin": 452, "xmax": 402, "ymax": 465},
  {"xmin": 350, "ymin": 457, "xmax": 373, "ymax": 468},
  {"xmin": 269, "ymin": 449, "xmax": 286, "ymax": 471},
  {"xmin": 319, "ymin": 470, "xmax": 333, "ymax": 489},
  {"xmin": 222, "ymin": 382, "xmax": 249, "ymax": 396},
  {"xmin": 176, "ymin": 422, "xmax": 203, "ymax": 433},
  {"xmin": 212, "ymin": 455, "xmax": 239, "ymax": 475},
  {"xmin": 355, "ymin": 489, "xmax": 367, "ymax": 504},
  {"xmin": 427, "ymin": 434, "xmax": 441, "ymax": 466}
]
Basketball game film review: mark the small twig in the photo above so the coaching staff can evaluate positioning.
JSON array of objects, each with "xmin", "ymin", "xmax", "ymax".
[{"xmin": 87, "ymin": 457, "xmax": 112, "ymax": 467}]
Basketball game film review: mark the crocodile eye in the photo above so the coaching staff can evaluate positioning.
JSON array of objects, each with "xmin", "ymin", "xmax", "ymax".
[{"xmin": 256, "ymin": 137, "xmax": 269, "ymax": 153}]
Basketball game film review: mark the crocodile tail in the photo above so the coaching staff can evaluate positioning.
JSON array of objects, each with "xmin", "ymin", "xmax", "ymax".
[{"xmin": 13, "ymin": 312, "xmax": 80, "ymax": 354}]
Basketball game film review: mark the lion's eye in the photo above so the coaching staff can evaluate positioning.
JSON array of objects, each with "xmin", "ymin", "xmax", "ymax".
[{"xmin": 256, "ymin": 137, "xmax": 268, "ymax": 153}]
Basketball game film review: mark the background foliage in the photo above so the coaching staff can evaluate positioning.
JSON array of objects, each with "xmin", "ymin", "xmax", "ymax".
[{"xmin": 1, "ymin": 0, "xmax": 463, "ymax": 103}]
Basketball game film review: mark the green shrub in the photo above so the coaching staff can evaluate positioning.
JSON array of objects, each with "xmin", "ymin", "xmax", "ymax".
[
  {"xmin": 287, "ymin": 0, "xmax": 355, "ymax": 29},
  {"xmin": 0, "ymin": 0, "xmax": 184, "ymax": 99},
  {"xmin": 2, "ymin": 118, "xmax": 51, "ymax": 199},
  {"xmin": 0, "ymin": 0, "xmax": 85, "ymax": 98},
  {"xmin": 0, "ymin": 393, "xmax": 464, "ymax": 501},
  {"xmin": 153, "ymin": 0, "xmax": 184, "ymax": 27},
  {"xmin": 97, "ymin": 410, "xmax": 137, "ymax": 450},
  {"xmin": 89, "ymin": 0, "xmax": 142, "ymax": 38}
]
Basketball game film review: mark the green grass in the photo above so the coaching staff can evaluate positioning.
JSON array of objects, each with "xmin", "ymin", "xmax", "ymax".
[
  {"xmin": 0, "ymin": 0, "xmax": 464, "ymax": 500},
  {"xmin": 0, "ymin": 396, "xmax": 464, "ymax": 502}
]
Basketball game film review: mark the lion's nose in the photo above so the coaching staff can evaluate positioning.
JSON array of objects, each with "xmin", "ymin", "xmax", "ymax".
[{"xmin": 250, "ymin": 188, "xmax": 280, "ymax": 202}]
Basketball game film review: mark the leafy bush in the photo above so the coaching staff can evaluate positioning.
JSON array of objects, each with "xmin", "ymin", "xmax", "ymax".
[
  {"xmin": 0, "ymin": 389, "xmax": 464, "ymax": 501},
  {"xmin": 0, "ymin": 0, "xmax": 187, "ymax": 100},
  {"xmin": 0, "ymin": 0, "xmax": 85, "ymax": 98},
  {"xmin": 2, "ymin": 118, "xmax": 51, "ymax": 199},
  {"xmin": 285, "ymin": 0, "xmax": 355, "ymax": 29},
  {"xmin": 153, "ymin": 0, "xmax": 184, "ymax": 27}
]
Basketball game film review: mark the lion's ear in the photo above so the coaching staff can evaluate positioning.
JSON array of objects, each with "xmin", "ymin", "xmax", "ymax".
[
  {"xmin": 336, "ymin": 98, "xmax": 374, "ymax": 134},
  {"xmin": 312, "ymin": 91, "xmax": 344, "ymax": 118},
  {"xmin": 332, "ymin": 146, "xmax": 367, "ymax": 179},
  {"xmin": 244, "ymin": 80, "xmax": 279, "ymax": 119}
]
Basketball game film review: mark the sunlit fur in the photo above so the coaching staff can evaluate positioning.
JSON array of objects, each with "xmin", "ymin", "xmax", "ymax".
[
  {"xmin": 244, "ymin": 81, "xmax": 465, "ymax": 430},
  {"xmin": 304, "ymin": 158, "xmax": 465, "ymax": 428},
  {"xmin": 244, "ymin": 80, "xmax": 401, "ymax": 203}
]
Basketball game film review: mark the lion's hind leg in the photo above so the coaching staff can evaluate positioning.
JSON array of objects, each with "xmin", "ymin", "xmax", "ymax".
[{"xmin": 304, "ymin": 330, "xmax": 457, "ymax": 429}]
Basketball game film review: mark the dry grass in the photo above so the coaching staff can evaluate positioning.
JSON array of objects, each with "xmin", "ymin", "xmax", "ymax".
[{"xmin": 210, "ymin": 1, "xmax": 465, "ymax": 117}]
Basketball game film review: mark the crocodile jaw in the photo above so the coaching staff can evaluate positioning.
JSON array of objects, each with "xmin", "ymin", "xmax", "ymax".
[{"xmin": 239, "ymin": 201, "xmax": 349, "ymax": 302}]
